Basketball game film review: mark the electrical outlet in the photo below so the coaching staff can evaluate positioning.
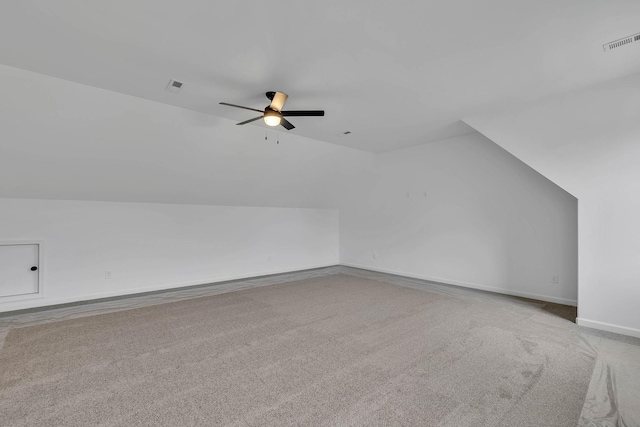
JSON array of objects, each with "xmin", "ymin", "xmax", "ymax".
[
  {"xmin": 551, "ymin": 274, "xmax": 559, "ymax": 284},
  {"xmin": 105, "ymin": 271, "xmax": 112, "ymax": 279}
]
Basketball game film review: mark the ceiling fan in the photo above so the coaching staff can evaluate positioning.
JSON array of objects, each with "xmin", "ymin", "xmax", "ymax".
[{"xmin": 220, "ymin": 91, "xmax": 324, "ymax": 130}]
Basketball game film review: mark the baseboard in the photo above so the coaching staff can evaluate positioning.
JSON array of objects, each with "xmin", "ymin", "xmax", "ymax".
[
  {"xmin": 576, "ymin": 317, "xmax": 640, "ymax": 339},
  {"xmin": 340, "ymin": 262, "xmax": 578, "ymax": 307},
  {"xmin": 0, "ymin": 263, "xmax": 339, "ymax": 314},
  {"xmin": 1, "ymin": 260, "xmax": 580, "ymax": 317}
]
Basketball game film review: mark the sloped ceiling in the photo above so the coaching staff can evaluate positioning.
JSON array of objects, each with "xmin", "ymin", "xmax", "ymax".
[
  {"xmin": 0, "ymin": 64, "xmax": 373, "ymax": 208},
  {"xmin": 2, "ymin": 0, "xmax": 640, "ymax": 152},
  {"xmin": 464, "ymin": 72, "xmax": 640, "ymax": 198}
]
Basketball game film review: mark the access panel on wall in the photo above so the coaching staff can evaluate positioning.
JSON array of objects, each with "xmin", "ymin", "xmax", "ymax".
[{"xmin": 0, "ymin": 244, "xmax": 40, "ymax": 298}]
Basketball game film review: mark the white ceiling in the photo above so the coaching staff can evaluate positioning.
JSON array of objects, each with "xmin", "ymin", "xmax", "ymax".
[
  {"xmin": 465, "ymin": 72, "xmax": 640, "ymax": 198},
  {"xmin": 2, "ymin": 0, "xmax": 640, "ymax": 152}
]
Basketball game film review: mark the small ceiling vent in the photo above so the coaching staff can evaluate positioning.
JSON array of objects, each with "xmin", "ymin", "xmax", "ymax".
[
  {"xmin": 165, "ymin": 79, "xmax": 184, "ymax": 93},
  {"xmin": 603, "ymin": 32, "xmax": 640, "ymax": 52}
]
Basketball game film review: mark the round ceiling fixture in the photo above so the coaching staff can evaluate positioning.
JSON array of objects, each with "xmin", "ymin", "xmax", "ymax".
[{"xmin": 263, "ymin": 109, "xmax": 282, "ymax": 127}]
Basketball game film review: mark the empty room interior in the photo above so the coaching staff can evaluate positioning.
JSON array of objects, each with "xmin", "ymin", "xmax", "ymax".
[{"xmin": 1, "ymin": 1, "xmax": 640, "ymax": 426}]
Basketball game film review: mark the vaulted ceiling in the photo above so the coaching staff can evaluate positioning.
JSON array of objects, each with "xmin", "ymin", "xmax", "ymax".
[
  {"xmin": 465, "ymin": 72, "xmax": 640, "ymax": 198},
  {"xmin": 2, "ymin": 0, "xmax": 640, "ymax": 153}
]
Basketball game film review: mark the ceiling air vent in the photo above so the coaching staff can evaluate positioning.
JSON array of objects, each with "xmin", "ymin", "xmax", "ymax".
[
  {"xmin": 603, "ymin": 32, "xmax": 640, "ymax": 52},
  {"xmin": 165, "ymin": 79, "xmax": 184, "ymax": 93}
]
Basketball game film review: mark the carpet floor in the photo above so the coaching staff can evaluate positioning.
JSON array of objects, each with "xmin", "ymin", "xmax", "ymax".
[{"xmin": 0, "ymin": 273, "xmax": 618, "ymax": 426}]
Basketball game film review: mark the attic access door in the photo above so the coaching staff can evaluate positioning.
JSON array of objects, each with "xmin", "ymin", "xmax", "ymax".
[{"xmin": 0, "ymin": 244, "xmax": 40, "ymax": 298}]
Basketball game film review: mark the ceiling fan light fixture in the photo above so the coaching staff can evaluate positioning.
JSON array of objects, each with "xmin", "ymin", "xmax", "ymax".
[{"xmin": 263, "ymin": 109, "xmax": 282, "ymax": 127}]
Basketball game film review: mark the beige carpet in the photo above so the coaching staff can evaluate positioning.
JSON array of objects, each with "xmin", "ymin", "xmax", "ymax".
[{"xmin": 0, "ymin": 274, "xmax": 595, "ymax": 426}]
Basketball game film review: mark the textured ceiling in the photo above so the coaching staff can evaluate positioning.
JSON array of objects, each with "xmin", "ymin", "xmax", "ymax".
[{"xmin": 2, "ymin": 0, "xmax": 640, "ymax": 152}]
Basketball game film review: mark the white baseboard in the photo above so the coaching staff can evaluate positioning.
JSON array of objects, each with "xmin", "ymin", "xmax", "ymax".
[
  {"xmin": 576, "ymin": 317, "xmax": 640, "ymax": 338},
  {"xmin": 340, "ymin": 262, "xmax": 578, "ymax": 307},
  {"xmin": 0, "ymin": 263, "xmax": 338, "ymax": 313}
]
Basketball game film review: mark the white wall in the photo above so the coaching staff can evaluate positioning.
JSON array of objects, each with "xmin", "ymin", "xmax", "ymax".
[
  {"xmin": 0, "ymin": 64, "xmax": 364, "ymax": 312},
  {"xmin": 578, "ymin": 188, "xmax": 640, "ymax": 337},
  {"xmin": 340, "ymin": 132, "xmax": 578, "ymax": 305},
  {"xmin": 0, "ymin": 198, "xmax": 338, "ymax": 312},
  {"xmin": 0, "ymin": 64, "xmax": 580, "ymax": 315},
  {"xmin": 465, "ymin": 73, "xmax": 640, "ymax": 337}
]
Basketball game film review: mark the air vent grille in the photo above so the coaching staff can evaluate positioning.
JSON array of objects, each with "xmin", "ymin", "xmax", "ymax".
[
  {"xmin": 165, "ymin": 79, "xmax": 184, "ymax": 93},
  {"xmin": 603, "ymin": 32, "xmax": 640, "ymax": 51}
]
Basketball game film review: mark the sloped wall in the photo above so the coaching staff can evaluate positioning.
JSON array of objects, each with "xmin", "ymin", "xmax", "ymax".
[
  {"xmin": 0, "ymin": 64, "xmax": 363, "ymax": 312},
  {"xmin": 0, "ymin": 64, "xmax": 372, "ymax": 209},
  {"xmin": 465, "ymin": 74, "xmax": 640, "ymax": 336},
  {"xmin": 0, "ymin": 64, "xmax": 580, "ymax": 316}
]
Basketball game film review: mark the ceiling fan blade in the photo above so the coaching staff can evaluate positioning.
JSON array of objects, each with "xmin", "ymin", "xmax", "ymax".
[
  {"xmin": 280, "ymin": 118, "xmax": 295, "ymax": 130},
  {"xmin": 281, "ymin": 110, "xmax": 325, "ymax": 117},
  {"xmin": 269, "ymin": 92, "xmax": 289, "ymax": 112},
  {"xmin": 220, "ymin": 102, "xmax": 263, "ymax": 113},
  {"xmin": 236, "ymin": 116, "xmax": 264, "ymax": 125}
]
